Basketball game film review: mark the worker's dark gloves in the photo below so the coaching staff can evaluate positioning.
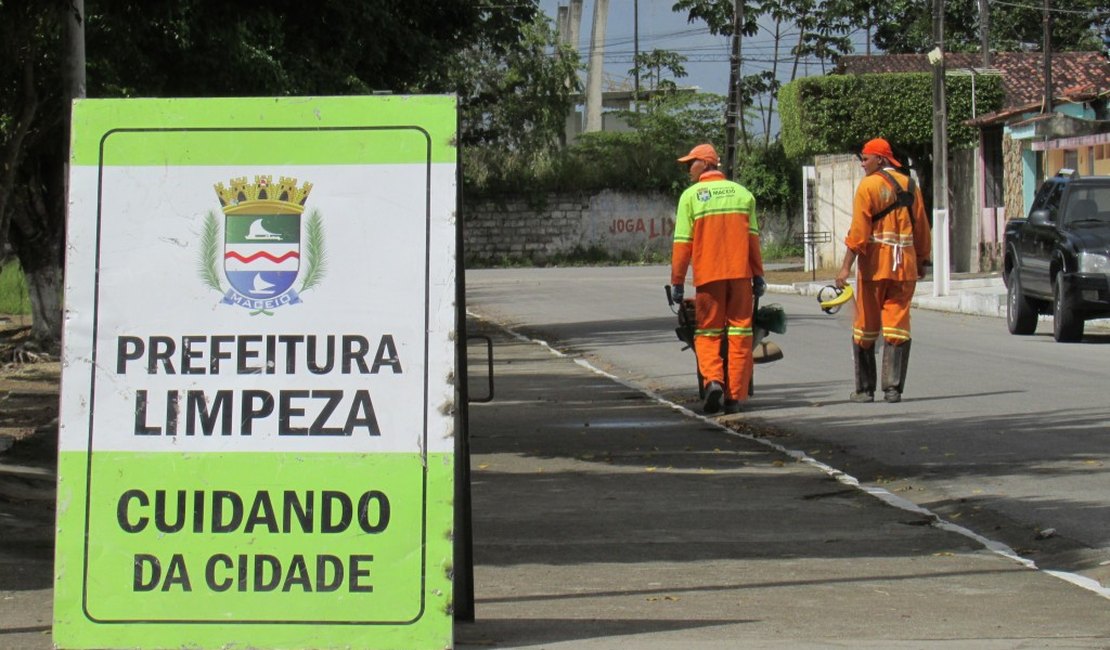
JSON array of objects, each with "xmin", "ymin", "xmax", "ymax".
[
  {"xmin": 671, "ymin": 284, "xmax": 684, "ymax": 305},
  {"xmin": 752, "ymin": 275, "xmax": 766, "ymax": 298}
]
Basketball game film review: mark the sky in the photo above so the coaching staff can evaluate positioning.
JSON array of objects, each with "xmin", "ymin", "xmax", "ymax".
[
  {"xmin": 537, "ymin": 0, "xmax": 868, "ymax": 98},
  {"xmin": 539, "ymin": 0, "xmax": 732, "ymax": 95}
]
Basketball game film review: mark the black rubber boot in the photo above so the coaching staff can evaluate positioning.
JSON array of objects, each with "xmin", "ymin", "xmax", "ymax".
[
  {"xmin": 850, "ymin": 342, "xmax": 876, "ymax": 402},
  {"xmin": 881, "ymin": 340, "xmax": 911, "ymax": 403},
  {"xmin": 703, "ymin": 381, "xmax": 724, "ymax": 414}
]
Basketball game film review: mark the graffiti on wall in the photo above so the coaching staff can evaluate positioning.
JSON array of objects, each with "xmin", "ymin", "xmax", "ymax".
[{"xmin": 607, "ymin": 217, "xmax": 674, "ymax": 239}]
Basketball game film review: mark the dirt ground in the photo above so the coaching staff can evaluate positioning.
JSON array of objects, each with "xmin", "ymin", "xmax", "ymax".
[
  {"xmin": 0, "ymin": 316, "xmax": 59, "ymax": 552},
  {"xmin": 765, "ymin": 268, "xmax": 834, "ymax": 286},
  {"xmin": 0, "ymin": 317, "xmax": 59, "ymax": 465}
]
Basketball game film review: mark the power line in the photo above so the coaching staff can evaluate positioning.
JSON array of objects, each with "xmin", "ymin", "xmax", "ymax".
[
  {"xmin": 572, "ymin": 39, "xmax": 837, "ymax": 59},
  {"xmin": 988, "ymin": 0, "xmax": 1110, "ymax": 15},
  {"xmin": 605, "ymin": 54, "xmax": 833, "ymax": 65},
  {"xmin": 600, "ymin": 43, "xmax": 798, "ymax": 57},
  {"xmin": 575, "ymin": 25, "xmax": 818, "ymax": 53}
]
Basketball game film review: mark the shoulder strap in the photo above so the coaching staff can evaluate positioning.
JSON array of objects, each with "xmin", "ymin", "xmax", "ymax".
[{"xmin": 870, "ymin": 169, "xmax": 916, "ymax": 224}]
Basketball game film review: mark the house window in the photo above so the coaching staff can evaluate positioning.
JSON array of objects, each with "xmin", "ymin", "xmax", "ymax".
[{"xmin": 1064, "ymin": 149, "xmax": 1078, "ymax": 171}]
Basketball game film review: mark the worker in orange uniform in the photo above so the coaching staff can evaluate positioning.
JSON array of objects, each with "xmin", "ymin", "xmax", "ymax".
[
  {"xmin": 670, "ymin": 144, "xmax": 765, "ymax": 415},
  {"xmin": 835, "ymin": 138, "xmax": 931, "ymax": 403}
]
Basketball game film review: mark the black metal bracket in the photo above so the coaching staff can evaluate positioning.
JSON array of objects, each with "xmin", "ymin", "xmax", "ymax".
[
  {"xmin": 466, "ymin": 335, "xmax": 494, "ymax": 403},
  {"xmin": 794, "ymin": 230, "xmax": 831, "ymax": 281}
]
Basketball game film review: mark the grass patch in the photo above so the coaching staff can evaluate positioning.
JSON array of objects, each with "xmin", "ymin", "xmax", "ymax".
[
  {"xmin": 0, "ymin": 260, "xmax": 31, "ymax": 315},
  {"xmin": 762, "ymin": 241, "xmax": 804, "ymax": 261}
]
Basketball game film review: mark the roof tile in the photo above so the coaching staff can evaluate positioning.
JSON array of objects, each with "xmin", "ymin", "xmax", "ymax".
[{"xmin": 835, "ymin": 52, "xmax": 1110, "ymax": 108}]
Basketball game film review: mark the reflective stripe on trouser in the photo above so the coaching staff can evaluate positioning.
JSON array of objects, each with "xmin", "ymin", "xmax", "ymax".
[
  {"xmin": 853, "ymin": 278, "xmax": 915, "ymax": 349},
  {"xmin": 694, "ymin": 278, "xmax": 754, "ymax": 401}
]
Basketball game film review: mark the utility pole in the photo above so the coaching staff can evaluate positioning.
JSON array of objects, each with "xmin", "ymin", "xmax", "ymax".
[
  {"xmin": 555, "ymin": 3, "xmax": 576, "ymax": 147},
  {"xmin": 584, "ymin": 0, "xmax": 609, "ymax": 132},
  {"xmin": 633, "ymin": 0, "xmax": 640, "ymax": 109},
  {"xmin": 567, "ymin": 0, "xmax": 583, "ymax": 49},
  {"xmin": 977, "ymin": 0, "xmax": 990, "ymax": 66},
  {"xmin": 1042, "ymin": 0, "xmax": 1053, "ymax": 114},
  {"xmin": 724, "ymin": 0, "xmax": 743, "ymax": 179},
  {"xmin": 930, "ymin": 0, "xmax": 950, "ymax": 297}
]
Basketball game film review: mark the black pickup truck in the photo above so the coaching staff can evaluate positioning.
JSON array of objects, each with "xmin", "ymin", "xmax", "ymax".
[{"xmin": 1003, "ymin": 169, "xmax": 1110, "ymax": 342}]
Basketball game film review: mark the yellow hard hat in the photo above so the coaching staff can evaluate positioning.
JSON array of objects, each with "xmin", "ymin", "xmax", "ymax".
[{"xmin": 817, "ymin": 284, "xmax": 853, "ymax": 314}]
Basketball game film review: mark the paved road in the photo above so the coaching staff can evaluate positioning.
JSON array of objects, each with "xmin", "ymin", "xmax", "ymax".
[{"xmin": 465, "ymin": 265, "xmax": 1110, "ymax": 588}]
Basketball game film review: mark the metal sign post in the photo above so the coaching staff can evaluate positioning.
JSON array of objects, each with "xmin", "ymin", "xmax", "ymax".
[{"xmin": 795, "ymin": 231, "xmax": 831, "ymax": 281}]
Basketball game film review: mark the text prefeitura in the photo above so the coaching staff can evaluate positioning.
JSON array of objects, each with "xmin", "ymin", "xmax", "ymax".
[{"xmin": 117, "ymin": 334, "xmax": 402, "ymax": 437}]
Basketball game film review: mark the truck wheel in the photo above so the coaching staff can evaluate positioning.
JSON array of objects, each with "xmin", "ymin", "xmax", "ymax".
[
  {"xmin": 1006, "ymin": 272, "xmax": 1037, "ymax": 335},
  {"xmin": 1052, "ymin": 275, "xmax": 1084, "ymax": 342}
]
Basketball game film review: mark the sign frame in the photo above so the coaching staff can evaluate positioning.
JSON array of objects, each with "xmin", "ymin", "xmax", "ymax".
[{"xmin": 55, "ymin": 96, "xmax": 457, "ymax": 650}]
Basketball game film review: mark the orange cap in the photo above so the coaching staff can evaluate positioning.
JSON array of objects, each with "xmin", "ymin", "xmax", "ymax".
[
  {"xmin": 861, "ymin": 138, "xmax": 902, "ymax": 168},
  {"xmin": 677, "ymin": 143, "xmax": 719, "ymax": 165}
]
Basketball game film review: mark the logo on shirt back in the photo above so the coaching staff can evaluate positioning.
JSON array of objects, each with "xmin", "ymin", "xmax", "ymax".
[{"xmin": 697, "ymin": 189, "xmax": 712, "ymax": 202}]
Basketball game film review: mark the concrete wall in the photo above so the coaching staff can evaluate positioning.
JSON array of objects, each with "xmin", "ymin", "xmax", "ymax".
[
  {"xmin": 464, "ymin": 190, "xmax": 676, "ymax": 266},
  {"xmin": 464, "ymin": 190, "xmax": 793, "ymax": 266},
  {"xmin": 810, "ymin": 154, "xmax": 863, "ymax": 271},
  {"xmin": 809, "ymin": 153, "xmax": 981, "ymax": 274}
]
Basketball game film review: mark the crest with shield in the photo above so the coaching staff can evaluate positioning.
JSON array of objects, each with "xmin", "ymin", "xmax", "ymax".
[{"xmin": 211, "ymin": 176, "xmax": 314, "ymax": 308}]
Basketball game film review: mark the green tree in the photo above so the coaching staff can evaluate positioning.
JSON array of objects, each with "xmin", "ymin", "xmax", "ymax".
[
  {"xmin": 826, "ymin": 0, "xmax": 883, "ymax": 55},
  {"xmin": 778, "ymin": 71, "xmax": 1005, "ymax": 209},
  {"xmin": 444, "ymin": 15, "xmax": 581, "ymax": 193},
  {"xmin": 0, "ymin": 0, "xmax": 66, "ymax": 349},
  {"xmin": 739, "ymin": 70, "xmax": 779, "ymax": 146},
  {"xmin": 672, "ymin": 0, "xmax": 761, "ymax": 35},
  {"xmin": 792, "ymin": 0, "xmax": 854, "ymax": 73},
  {"xmin": 0, "ymin": 0, "xmax": 551, "ymax": 349},
  {"xmin": 629, "ymin": 49, "xmax": 689, "ymax": 92},
  {"xmin": 546, "ymin": 92, "xmax": 727, "ymax": 196},
  {"xmin": 869, "ymin": 0, "xmax": 1106, "ymax": 53},
  {"xmin": 83, "ymin": 0, "xmax": 542, "ymax": 96},
  {"xmin": 673, "ymin": 0, "xmax": 858, "ymax": 148},
  {"xmin": 736, "ymin": 141, "xmax": 802, "ymax": 235}
]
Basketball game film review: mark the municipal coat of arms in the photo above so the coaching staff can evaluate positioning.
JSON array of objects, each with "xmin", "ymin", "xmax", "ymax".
[{"xmin": 199, "ymin": 175, "xmax": 327, "ymax": 315}]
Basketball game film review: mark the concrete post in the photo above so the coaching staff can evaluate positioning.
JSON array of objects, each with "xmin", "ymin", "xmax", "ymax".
[{"xmin": 584, "ymin": 0, "xmax": 609, "ymax": 132}]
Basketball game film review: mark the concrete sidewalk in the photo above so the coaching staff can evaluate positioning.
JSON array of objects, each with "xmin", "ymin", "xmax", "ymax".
[
  {"xmin": 457, "ymin": 318, "xmax": 1110, "ymax": 649},
  {"xmin": 782, "ymin": 273, "xmax": 1110, "ymax": 332},
  {"xmin": 911, "ymin": 276, "xmax": 1008, "ymax": 317},
  {"xmin": 777, "ymin": 274, "xmax": 1009, "ymax": 319},
  {"xmin": 4, "ymin": 280, "xmax": 1110, "ymax": 649}
]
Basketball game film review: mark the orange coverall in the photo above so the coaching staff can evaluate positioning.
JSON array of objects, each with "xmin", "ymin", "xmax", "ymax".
[
  {"xmin": 845, "ymin": 168, "xmax": 932, "ymax": 348},
  {"xmin": 671, "ymin": 170, "xmax": 764, "ymax": 401}
]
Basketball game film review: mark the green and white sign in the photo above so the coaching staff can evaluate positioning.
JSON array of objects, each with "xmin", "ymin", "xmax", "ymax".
[{"xmin": 55, "ymin": 96, "xmax": 457, "ymax": 649}]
